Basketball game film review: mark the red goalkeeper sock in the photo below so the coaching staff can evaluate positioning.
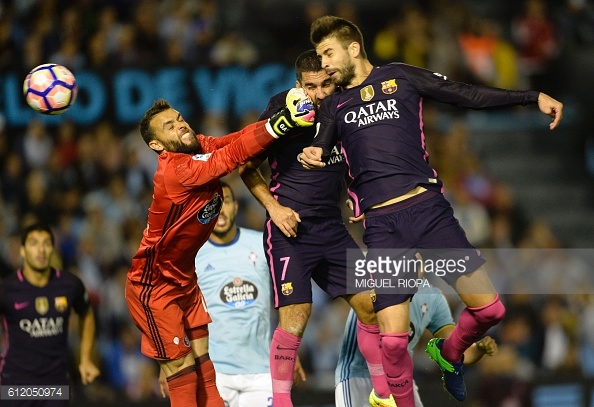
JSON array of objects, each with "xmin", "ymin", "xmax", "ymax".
[
  {"xmin": 167, "ymin": 365, "xmax": 198, "ymax": 407},
  {"xmin": 195, "ymin": 354, "xmax": 224, "ymax": 407}
]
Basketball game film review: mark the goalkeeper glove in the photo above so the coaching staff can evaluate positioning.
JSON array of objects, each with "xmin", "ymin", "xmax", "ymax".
[{"xmin": 268, "ymin": 88, "xmax": 316, "ymax": 138}]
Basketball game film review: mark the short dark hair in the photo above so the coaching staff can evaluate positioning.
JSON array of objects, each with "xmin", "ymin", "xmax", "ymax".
[
  {"xmin": 220, "ymin": 181, "xmax": 235, "ymax": 201},
  {"xmin": 310, "ymin": 15, "xmax": 367, "ymax": 59},
  {"xmin": 139, "ymin": 99, "xmax": 172, "ymax": 146},
  {"xmin": 295, "ymin": 49, "xmax": 323, "ymax": 83},
  {"xmin": 21, "ymin": 223, "xmax": 55, "ymax": 246}
]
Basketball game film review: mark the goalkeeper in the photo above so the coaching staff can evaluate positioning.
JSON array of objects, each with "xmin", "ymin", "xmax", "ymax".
[
  {"xmin": 125, "ymin": 93, "xmax": 314, "ymax": 407},
  {"xmin": 239, "ymin": 50, "xmax": 380, "ymax": 407}
]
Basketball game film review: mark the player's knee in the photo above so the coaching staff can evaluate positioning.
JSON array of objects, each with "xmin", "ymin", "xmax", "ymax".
[
  {"xmin": 380, "ymin": 334, "xmax": 409, "ymax": 357},
  {"xmin": 278, "ymin": 303, "xmax": 311, "ymax": 337},
  {"xmin": 472, "ymin": 297, "xmax": 506, "ymax": 325}
]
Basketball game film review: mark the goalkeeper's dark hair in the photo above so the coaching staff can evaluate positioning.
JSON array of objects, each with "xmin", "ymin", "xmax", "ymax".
[
  {"xmin": 295, "ymin": 49, "xmax": 323, "ymax": 82},
  {"xmin": 310, "ymin": 15, "xmax": 367, "ymax": 59},
  {"xmin": 139, "ymin": 98, "xmax": 172, "ymax": 146}
]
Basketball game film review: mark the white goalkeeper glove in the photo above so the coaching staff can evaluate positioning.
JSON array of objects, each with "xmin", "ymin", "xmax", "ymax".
[{"xmin": 268, "ymin": 88, "xmax": 316, "ymax": 138}]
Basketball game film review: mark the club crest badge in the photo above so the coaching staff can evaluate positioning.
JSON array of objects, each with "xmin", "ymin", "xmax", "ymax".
[
  {"xmin": 281, "ymin": 282, "xmax": 293, "ymax": 296},
  {"xmin": 54, "ymin": 296, "xmax": 68, "ymax": 313},
  {"xmin": 381, "ymin": 79, "xmax": 398, "ymax": 94},
  {"xmin": 35, "ymin": 296, "xmax": 49, "ymax": 315},
  {"xmin": 360, "ymin": 85, "xmax": 375, "ymax": 101}
]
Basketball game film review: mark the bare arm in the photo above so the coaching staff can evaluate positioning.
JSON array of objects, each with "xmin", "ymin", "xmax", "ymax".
[
  {"xmin": 239, "ymin": 157, "xmax": 301, "ymax": 237},
  {"xmin": 78, "ymin": 308, "xmax": 100, "ymax": 384}
]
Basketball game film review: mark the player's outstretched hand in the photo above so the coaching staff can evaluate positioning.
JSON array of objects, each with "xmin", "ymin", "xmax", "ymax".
[
  {"xmin": 79, "ymin": 360, "xmax": 100, "ymax": 385},
  {"xmin": 286, "ymin": 88, "xmax": 316, "ymax": 126},
  {"xmin": 268, "ymin": 88, "xmax": 315, "ymax": 138},
  {"xmin": 476, "ymin": 336, "xmax": 498, "ymax": 356},
  {"xmin": 537, "ymin": 92, "xmax": 563, "ymax": 130},
  {"xmin": 300, "ymin": 146, "xmax": 326, "ymax": 169}
]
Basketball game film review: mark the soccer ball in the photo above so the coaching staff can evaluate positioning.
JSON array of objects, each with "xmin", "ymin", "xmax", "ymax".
[{"xmin": 23, "ymin": 64, "xmax": 77, "ymax": 115}]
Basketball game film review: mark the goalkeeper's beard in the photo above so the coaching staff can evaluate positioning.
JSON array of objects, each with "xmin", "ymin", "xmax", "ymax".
[{"xmin": 163, "ymin": 132, "xmax": 203, "ymax": 155}]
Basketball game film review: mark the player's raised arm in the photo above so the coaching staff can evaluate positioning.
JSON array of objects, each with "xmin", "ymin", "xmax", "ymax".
[{"xmin": 398, "ymin": 63, "xmax": 563, "ymax": 130}]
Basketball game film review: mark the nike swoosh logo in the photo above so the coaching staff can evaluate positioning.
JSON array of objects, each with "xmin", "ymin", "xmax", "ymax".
[
  {"xmin": 14, "ymin": 302, "xmax": 29, "ymax": 310},
  {"xmin": 337, "ymin": 98, "xmax": 353, "ymax": 109},
  {"xmin": 276, "ymin": 345, "xmax": 293, "ymax": 351}
]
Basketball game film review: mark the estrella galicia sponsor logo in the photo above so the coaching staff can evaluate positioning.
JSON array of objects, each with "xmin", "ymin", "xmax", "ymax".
[
  {"xmin": 344, "ymin": 99, "xmax": 400, "ymax": 127},
  {"xmin": 197, "ymin": 192, "xmax": 222, "ymax": 224},
  {"xmin": 220, "ymin": 277, "xmax": 258, "ymax": 308},
  {"xmin": 192, "ymin": 153, "xmax": 212, "ymax": 161}
]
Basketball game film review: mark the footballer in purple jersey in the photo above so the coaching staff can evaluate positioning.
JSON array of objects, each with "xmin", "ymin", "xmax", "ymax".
[
  {"xmin": 239, "ymin": 49, "xmax": 379, "ymax": 407},
  {"xmin": 0, "ymin": 223, "xmax": 99, "ymax": 406},
  {"xmin": 301, "ymin": 15, "xmax": 563, "ymax": 407}
]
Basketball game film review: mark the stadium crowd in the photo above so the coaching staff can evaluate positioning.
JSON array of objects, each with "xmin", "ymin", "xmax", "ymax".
[{"xmin": 0, "ymin": 0, "xmax": 594, "ymax": 405}]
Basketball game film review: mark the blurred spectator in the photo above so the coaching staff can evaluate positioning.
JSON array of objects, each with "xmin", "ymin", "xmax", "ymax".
[
  {"xmin": 102, "ymin": 323, "xmax": 160, "ymax": 401},
  {"xmin": 512, "ymin": 0, "xmax": 559, "ymax": 88},
  {"xmin": 19, "ymin": 119, "xmax": 53, "ymax": 170},
  {"xmin": 540, "ymin": 296, "xmax": 579, "ymax": 372},
  {"xmin": 210, "ymin": 30, "xmax": 259, "ymax": 67},
  {"xmin": 557, "ymin": 0, "xmax": 594, "ymax": 48},
  {"xmin": 457, "ymin": 15, "xmax": 521, "ymax": 89},
  {"xmin": 54, "ymin": 120, "xmax": 78, "ymax": 170}
]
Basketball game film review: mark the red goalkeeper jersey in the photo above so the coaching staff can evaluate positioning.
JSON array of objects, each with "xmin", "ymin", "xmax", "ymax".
[{"xmin": 128, "ymin": 120, "xmax": 274, "ymax": 287}]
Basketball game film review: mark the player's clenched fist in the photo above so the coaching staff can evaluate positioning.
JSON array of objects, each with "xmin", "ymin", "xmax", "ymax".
[{"xmin": 268, "ymin": 88, "xmax": 316, "ymax": 137}]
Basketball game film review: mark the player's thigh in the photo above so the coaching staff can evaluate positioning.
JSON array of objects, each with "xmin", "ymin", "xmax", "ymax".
[
  {"xmin": 237, "ymin": 373, "xmax": 273, "ymax": 407},
  {"xmin": 343, "ymin": 291, "xmax": 376, "ymax": 325},
  {"xmin": 312, "ymin": 217, "xmax": 364, "ymax": 299},
  {"xmin": 126, "ymin": 278, "xmax": 207, "ymax": 360},
  {"xmin": 215, "ymin": 372, "xmax": 240, "ymax": 407},
  {"xmin": 412, "ymin": 193, "xmax": 487, "ymax": 284},
  {"xmin": 335, "ymin": 377, "xmax": 372, "ymax": 407},
  {"xmin": 264, "ymin": 219, "xmax": 322, "ymax": 308},
  {"xmin": 451, "ymin": 265, "xmax": 498, "ymax": 306},
  {"xmin": 376, "ymin": 299, "xmax": 411, "ymax": 333}
]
